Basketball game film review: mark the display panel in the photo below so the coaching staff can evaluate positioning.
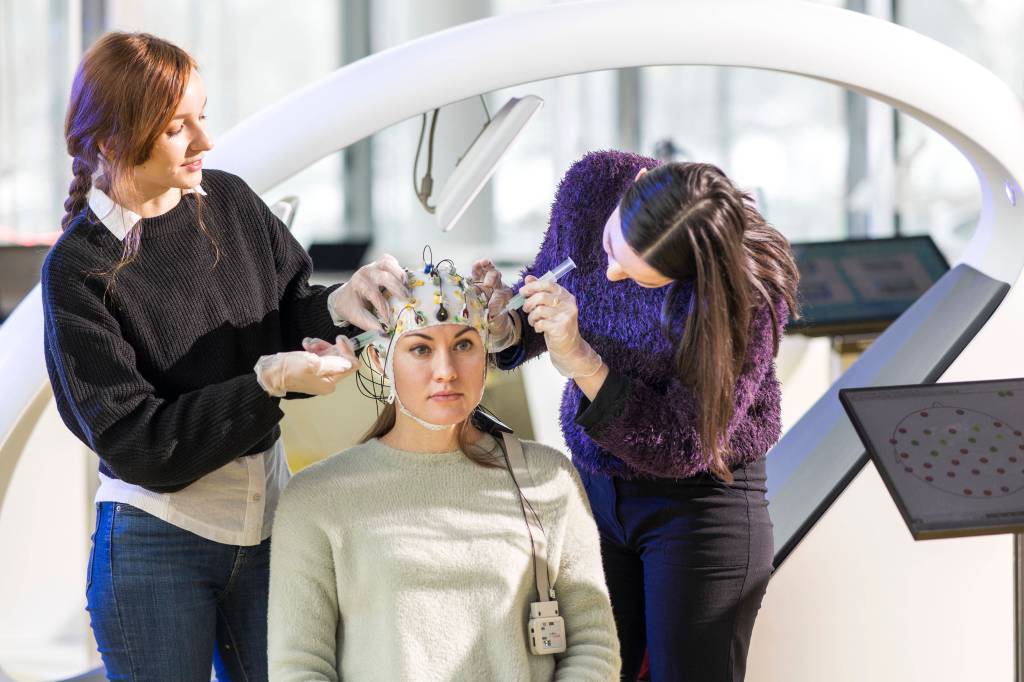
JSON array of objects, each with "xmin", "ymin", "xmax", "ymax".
[
  {"xmin": 789, "ymin": 236, "xmax": 949, "ymax": 336},
  {"xmin": 0, "ymin": 246, "xmax": 49, "ymax": 322},
  {"xmin": 840, "ymin": 378, "xmax": 1024, "ymax": 540}
]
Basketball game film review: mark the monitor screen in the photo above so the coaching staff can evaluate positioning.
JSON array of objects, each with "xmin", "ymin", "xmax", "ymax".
[
  {"xmin": 789, "ymin": 236, "xmax": 949, "ymax": 336},
  {"xmin": 308, "ymin": 240, "xmax": 371, "ymax": 274},
  {"xmin": 840, "ymin": 378, "xmax": 1024, "ymax": 540},
  {"xmin": 0, "ymin": 245, "xmax": 50, "ymax": 321}
]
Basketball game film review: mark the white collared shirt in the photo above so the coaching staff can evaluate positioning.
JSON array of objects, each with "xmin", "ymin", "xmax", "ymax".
[
  {"xmin": 88, "ymin": 182, "xmax": 291, "ymax": 546},
  {"xmin": 87, "ymin": 182, "xmax": 207, "ymax": 241}
]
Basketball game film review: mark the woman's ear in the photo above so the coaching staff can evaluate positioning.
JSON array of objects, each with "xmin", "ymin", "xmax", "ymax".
[{"xmin": 368, "ymin": 346, "xmax": 385, "ymax": 375}]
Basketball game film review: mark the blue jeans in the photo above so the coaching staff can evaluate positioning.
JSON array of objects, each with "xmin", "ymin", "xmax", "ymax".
[
  {"xmin": 579, "ymin": 459, "xmax": 773, "ymax": 682},
  {"xmin": 86, "ymin": 502, "xmax": 270, "ymax": 681}
]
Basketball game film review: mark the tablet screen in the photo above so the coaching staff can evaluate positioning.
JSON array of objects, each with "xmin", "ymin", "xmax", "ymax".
[{"xmin": 840, "ymin": 379, "xmax": 1024, "ymax": 539}]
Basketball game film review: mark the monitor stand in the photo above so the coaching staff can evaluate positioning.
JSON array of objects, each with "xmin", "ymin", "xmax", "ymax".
[{"xmin": 1016, "ymin": 534, "xmax": 1023, "ymax": 682}]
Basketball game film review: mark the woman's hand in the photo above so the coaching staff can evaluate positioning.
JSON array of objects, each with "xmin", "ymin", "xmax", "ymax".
[
  {"xmin": 301, "ymin": 334, "xmax": 360, "ymax": 368},
  {"xmin": 520, "ymin": 276, "xmax": 603, "ymax": 378},
  {"xmin": 327, "ymin": 254, "xmax": 409, "ymax": 332},
  {"xmin": 254, "ymin": 337, "xmax": 357, "ymax": 397},
  {"xmin": 471, "ymin": 258, "xmax": 520, "ymax": 352}
]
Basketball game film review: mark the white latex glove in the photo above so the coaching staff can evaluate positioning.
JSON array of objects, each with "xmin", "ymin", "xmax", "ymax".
[
  {"xmin": 301, "ymin": 334, "xmax": 360, "ymax": 362},
  {"xmin": 520, "ymin": 275, "xmax": 603, "ymax": 378},
  {"xmin": 254, "ymin": 344, "xmax": 356, "ymax": 398},
  {"xmin": 470, "ymin": 258, "xmax": 521, "ymax": 352},
  {"xmin": 327, "ymin": 254, "xmax": 409, "ymax": 332}
]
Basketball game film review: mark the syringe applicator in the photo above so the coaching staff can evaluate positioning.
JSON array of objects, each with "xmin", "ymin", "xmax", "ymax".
[
  {"xmin": 346, "ymin": 327, "xmax": 382, "ymax": 352},
  {"xmin": 500, "ymin": 257, "xmax": 577, "ymax": 315}
]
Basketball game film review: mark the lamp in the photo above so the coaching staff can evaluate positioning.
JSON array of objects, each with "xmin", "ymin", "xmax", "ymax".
[{"xmin": 413, "ymin": 94, "xmax": 543, "ymax": 232}]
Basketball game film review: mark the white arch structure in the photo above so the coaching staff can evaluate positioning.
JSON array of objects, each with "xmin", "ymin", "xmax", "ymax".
[{"xmin": 1, "ymin": 1, "xmax": 1023, "ymax": 677}]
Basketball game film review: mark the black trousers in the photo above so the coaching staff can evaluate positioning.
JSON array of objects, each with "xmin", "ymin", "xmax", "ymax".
[{"xmin": 579, "ymin": 458, "xmax": 773, "ymax": 682}]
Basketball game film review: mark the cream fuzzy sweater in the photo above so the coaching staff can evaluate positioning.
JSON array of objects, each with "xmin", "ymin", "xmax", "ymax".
[{"xmin": 268, "ymin": 435, "xmax": 620, "ymax": 681}]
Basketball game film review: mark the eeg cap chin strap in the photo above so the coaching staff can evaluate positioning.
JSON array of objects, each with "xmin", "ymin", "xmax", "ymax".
[{"xmin": 392, "ymin": 385, "xmax": 451, "ymax": 431}]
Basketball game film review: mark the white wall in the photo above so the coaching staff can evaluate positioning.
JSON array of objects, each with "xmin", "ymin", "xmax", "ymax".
[
  {"xmin": 748, "ymin": 333, "xmax": 1014, "ymax": 681},
  {"xmin": 750, "ymin": 458, "xmax": 1012, "ymax": 681}
]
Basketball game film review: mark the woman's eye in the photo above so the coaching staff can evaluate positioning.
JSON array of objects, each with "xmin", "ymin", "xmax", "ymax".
[
  {"xmin": 410, "ymin": 345, "xmax": 430, "ymax": 356},
  {"xmin": 455, "ymin": 339, "xmax": 474, "ymax": 351},
  {"xmin": 168, "ymin": 125, "xmax": 184, "ymax": 137}
]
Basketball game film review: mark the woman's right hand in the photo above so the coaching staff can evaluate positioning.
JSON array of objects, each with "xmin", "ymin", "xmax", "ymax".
[
  {"xmin": 254, "ymin": 340, "xmax": 357, "ymax": 397},
  {"xmin": 327, "ymin": 254, "xmax": 409, "ymax": 332},
  {"xmin": 520, "ymin": 275, "xmax": 603, "ymax": 378}
]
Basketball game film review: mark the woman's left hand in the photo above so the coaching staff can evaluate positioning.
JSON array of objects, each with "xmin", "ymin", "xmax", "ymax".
[
  {"xmin": 521, "ymin": 276, "xmax": 603, "ymax": 378},
  {"xmin": 302, "ymin": 335, "xmax": 359, "ymax": 369},
  {"xmin": 254, "ymin": 339, "xmax": 357, "ymax": 397}
]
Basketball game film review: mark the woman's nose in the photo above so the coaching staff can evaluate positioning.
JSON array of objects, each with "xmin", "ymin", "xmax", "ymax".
[
  {"xmin": 433, "ymin": 350, "xmax": 457, "ymax": 381},
  {"xmin": 193, "ymin": 128, "xmax": 214, "ymax": 153},
  {"xmin": 606, "ymin": 261, "xmax": 627, "ymax": 282}
]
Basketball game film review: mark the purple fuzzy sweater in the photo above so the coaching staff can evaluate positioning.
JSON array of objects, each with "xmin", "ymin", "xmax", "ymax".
[{"xmin": 502, "ymin": 150, "xmax": 788, "ymax": 480}]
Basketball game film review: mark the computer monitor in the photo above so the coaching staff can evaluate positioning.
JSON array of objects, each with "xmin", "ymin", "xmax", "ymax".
[
  {"xmin": 307, "ymin": 240, "xmax": 371, "ymax": 274},
  {"xmin": 789, "ymin": 236, "xmax": 950, "ymax": 336},
  {"xmin": 0, "ymin": 245, "xmax": 50, "ymax": 322},
  {"xmin": 840, "ymin": 378, "xmax": 1024, "ymax": 540}
]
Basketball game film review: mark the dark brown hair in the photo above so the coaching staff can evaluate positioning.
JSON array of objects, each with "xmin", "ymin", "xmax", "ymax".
[
  {"xmin": 62, "ymin": 32, "xmax": 217, "ymax": 287},
  {"xmin": 618, "ymin": 162, "xmax": 800, "ymax": 482}
]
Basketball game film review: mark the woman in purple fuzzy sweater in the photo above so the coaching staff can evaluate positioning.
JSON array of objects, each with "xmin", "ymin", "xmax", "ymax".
[{"xmin": 475, "ymin": 150, "xmax": 799, "ymax": 682}]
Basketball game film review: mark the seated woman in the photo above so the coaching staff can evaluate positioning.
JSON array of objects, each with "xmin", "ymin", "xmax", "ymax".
[{"xmin": 267, "ymin": 257, "xmax": 620, "ymax": 681}]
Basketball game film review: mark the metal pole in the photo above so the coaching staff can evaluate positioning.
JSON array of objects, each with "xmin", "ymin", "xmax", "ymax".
[
  {"xmin": 1016, "ymin": 533, "xmax": 1023, "ymax": 682},
  {"xmin": 342, "ymin": 0, "xmax": 373, "ymax": 241},
  {"xmin": 616, "ymin": 67, "xmax": 641, "ymax": 153}
]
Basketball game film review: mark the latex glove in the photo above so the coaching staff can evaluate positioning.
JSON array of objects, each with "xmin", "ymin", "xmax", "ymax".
[
  {"xmin": 471, "ymin": 258, "xmax": 521, "ymax": 353},
  {"xmin": 302, "ymin": 335, "xmax": 360, "ymax": 362},
  {"xmin": 521, "ymin": 275, "xmax": 603, "ymax": 378},
  {"xmin": 327, "ymin": 254, "xmax": 409, "ymax": 332},
  {"xmin": 254, "ymin": 346, "xmax": 355, "ymax": 398}
]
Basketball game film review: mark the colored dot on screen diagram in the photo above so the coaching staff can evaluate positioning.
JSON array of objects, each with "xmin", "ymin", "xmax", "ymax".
[{"xmin": 888, "ymin": 402, "xmax": 1024, "ymax": 498}]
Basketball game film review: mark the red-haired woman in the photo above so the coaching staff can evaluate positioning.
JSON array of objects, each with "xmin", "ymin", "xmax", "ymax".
[{"xmin": 42, "ymin": 32, "xmax": 404, "ymax": 680}]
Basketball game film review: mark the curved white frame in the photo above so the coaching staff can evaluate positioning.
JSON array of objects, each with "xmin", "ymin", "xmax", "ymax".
[
  {"xmin": 209, "ymin": 0, "xmax": 1024, "ymax": 279},
  {"xmin": 2, "ymin": 0, "xmax": 1024, "ymax": 593}
]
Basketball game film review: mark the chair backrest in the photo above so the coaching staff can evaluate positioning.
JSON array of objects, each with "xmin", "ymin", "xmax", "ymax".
[{"xmin": 269, "ymin": 195, "xmax": 300, "ymax": 230}]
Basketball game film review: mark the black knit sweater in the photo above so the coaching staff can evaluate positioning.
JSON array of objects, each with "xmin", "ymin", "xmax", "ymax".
[{"xmin": 42, "ymin": 169, "xmax": 350, "ymax": 493}]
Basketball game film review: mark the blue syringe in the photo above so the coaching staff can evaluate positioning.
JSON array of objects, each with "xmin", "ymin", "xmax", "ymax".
[{"xmin": 501, "ymin": 257, "xmax": 577, "ymax": 315}]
